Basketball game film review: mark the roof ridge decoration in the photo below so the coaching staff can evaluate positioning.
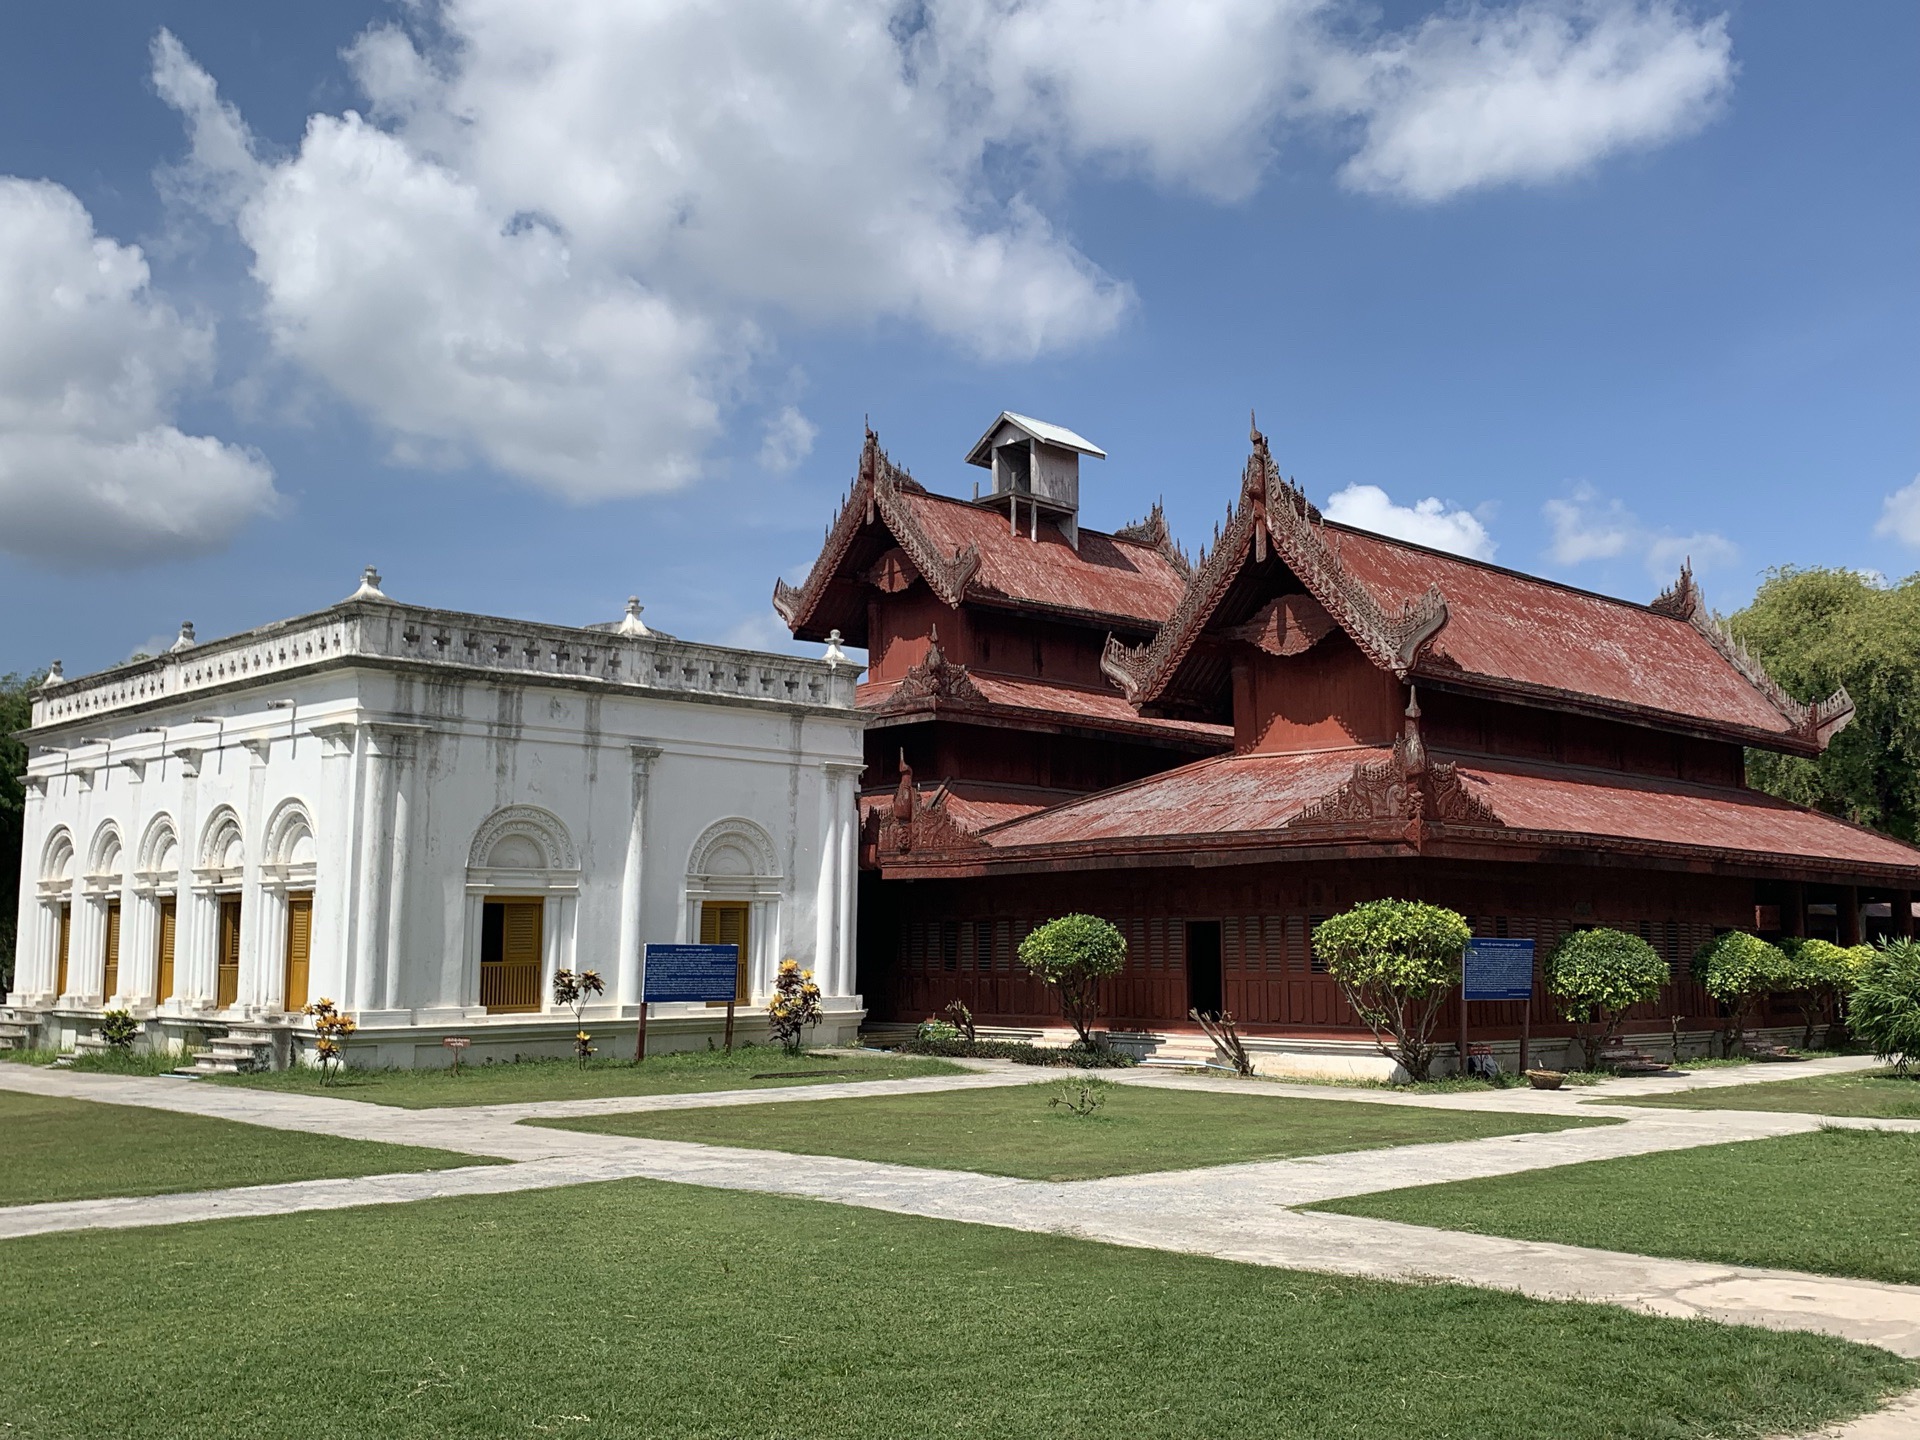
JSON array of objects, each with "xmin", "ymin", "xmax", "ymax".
[
  {"xmin": 773, "ymin": 430, "xmax": 983, "ymax": 630},
  {"xmin": 876, "ymin": 751, "xmax": 985, "ymax": 857},
  {"xmin": 1101, "ymin": 422, "xmax": 1449, "ymax": 703},
  {"xmin": 875, "ymin": 625, "xmax": 987, "ymax": 712},
  {"xmin": 1289, "ymin": 690, "xmax": 1502, "ymax": 835},
  {"xmin": 1112, "ymin": 501, "xmax": 1193, "ymax": 578},
  {"xmin": 1649, "ymin": 561, "xmax": 1854, "ymax": 748}
]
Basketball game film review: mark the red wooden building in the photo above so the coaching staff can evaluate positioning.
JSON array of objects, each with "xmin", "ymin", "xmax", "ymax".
[{"xmin": 779, "ymin": 417, "xmax": 1920, "ymax": 1067}]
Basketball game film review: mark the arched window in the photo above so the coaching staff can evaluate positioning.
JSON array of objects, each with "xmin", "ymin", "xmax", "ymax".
[
  {"xmin": 466, "ymin": 806, "xmax": 580, "ymax": 1014},
  {"xmin": 37, "ymin": 828, "xmax": 75, "ymax": 999},
  {"xmin": 685, "ymin": 818, "xmax": 782, "ymax": 1003},
  {"xmin": 196, "ymin": 808, "xmax": 245, "ymax": 1008},
  {"xmin": 262, "ymin": 800, "xmax": 318, "ymax": 1012},
  {"xmin": 84, "ymin": 822, "xmax": 125, "ymax": 1001},
  {"xmin": 135, "ymin": 815, "xmax": 181, "ymax": 1006}
]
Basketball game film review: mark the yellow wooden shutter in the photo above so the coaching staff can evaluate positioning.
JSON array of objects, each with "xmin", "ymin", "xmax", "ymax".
[
  {"xmin": 102, "ymin": 901, "xmax": 121, "ymax": 999},
  {"xmin": 284, "ymin": 893, "xmax": 313, "ymax": 1012},
  {"xmin": 699, "ymin": 902, "xmax": 751, "ymax": 1001},
  {"xmin": 482, "ymin": 898, "xmax": 543, "ymax": 1013},
  {"xmin": 57, "ymin": 905, "xmax": 71, "ymax": 995},
  {"xmin": 156, "ymin": 900, "xmax": 177, "ymax": 1002},
  {"xmin": 217, "ymin": 897, "xmax": 242, "ymax": 1007}
]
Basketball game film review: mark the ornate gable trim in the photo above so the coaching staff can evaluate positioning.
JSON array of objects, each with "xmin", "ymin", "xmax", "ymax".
[
  {"xmin": 1102, "ymin": 423, "xmax": 1450, "ymax": 706},
  {"xmin": 1650, "ymin": 562, "xmax": 1854, "ymax": 750},
  {"xmin": 773, "ymin": 430, "xmax": 982, "ymax": 632},
  {"xmin": 873, "ymin": 756, "xmax": 987, "ymax": 857},
  {"xmin": 875, "ymin": 626, "xmax": 987, "ymax": 712},
  {"xmin": 1289, "ymin": 692, "xmax": 1501, "ymax": 834},
  {"xmin": 1113, "ymin": 501, "xmax": 1193, "ymax": 578}
]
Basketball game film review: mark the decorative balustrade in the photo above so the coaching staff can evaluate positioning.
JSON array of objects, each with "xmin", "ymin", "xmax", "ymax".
[{"xmin": 32, "ymin": 600, "xmax": 858, "ymax": 727}]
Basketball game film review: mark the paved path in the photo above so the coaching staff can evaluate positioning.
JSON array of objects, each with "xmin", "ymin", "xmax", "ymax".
[{"xmin": 7, "ymin": 1054, "xmax": 1920, "ymax": 1383}]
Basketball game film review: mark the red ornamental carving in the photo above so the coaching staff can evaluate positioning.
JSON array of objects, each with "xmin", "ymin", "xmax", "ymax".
[{"xmin": 877, "ymin": 626, "xmax": 987, "ymax": 712}]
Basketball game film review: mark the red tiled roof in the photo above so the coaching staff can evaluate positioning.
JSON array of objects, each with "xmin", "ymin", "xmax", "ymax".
[
  {"xmin": 893, "ymin": 489, "xmax": 1187, "ymax": 627},
  {"xmin": 859, "ymin": 671, "xmax": 1231, "ymax": 745},
  {"xmin": 859, "ymin": 783, "xmax": 1074, "ymax": 834},
  {"xmin": 961, "ymin": 748, "xmax": 1920, "ymax": 876},
  {"xmin": 1328, "ymin": 527, "xmax": 1797, "ymax": 739}
]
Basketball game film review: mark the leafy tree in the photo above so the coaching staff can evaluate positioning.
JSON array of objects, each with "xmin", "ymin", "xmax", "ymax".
[
  {"xmin": 1312, "ymin": 900, "xmax": 1469, "ymax": 1083},
  {"xmin": 1729, "ymin": 567, "xmax": 1920, "ymax": 839},
  {"xmin": 1777, "ymin": 938, "xmax": 1867, "ymax": 1048},
  {"xmin": 1692, "ymin": 932, "xmax": 1790, "ymax": 1057},
  {"xmin": 553, "ymin": 968, "xmax": 605, "ymax": 1066},
  {"xmin": 1545, "ymin": 928, "xmax": 1669, "ymax": 1069},
  {"xmin": 0, "ymin": 670, "xmax": 42, "ymax": 994},
  {"xmin": 1848, "ymin": 940, "xmax": 1920, "ymax": 1072},
  {"xmin": 766, "ymin": 958, "xmax": 823, "ymax": 1055},
  {"xmin": 1019, "ymin": 914, "xmax": 1127, "ymax": 1047}
]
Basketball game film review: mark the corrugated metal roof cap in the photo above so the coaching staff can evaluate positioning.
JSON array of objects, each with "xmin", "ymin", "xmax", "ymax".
[{"xmin": 965, "ymin": 411, "xmax": 1106, "ymax": 465}]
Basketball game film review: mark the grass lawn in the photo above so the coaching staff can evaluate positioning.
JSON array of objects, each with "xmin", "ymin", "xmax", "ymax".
[
  {"xmin": 1311, "ymin": 1127, "xmax": 1920, "ymax": 1285},
  {"xmin": 0, "ymin": 1179, "xmax": 1909, "ymax": 1440},
  {"xmin": 210, "ymin": 1044, "xmax": 965, "ymax": 1108},
  {"xmin": 0, "ymin": 1091, "xmax": 496, "ymax": 1208},
  {"xmin": 1605, "ymin": 1067, "xmax": 1920, "ymax": 1120},
  {"xmin": 533, "ymin": 1079, "xmax": 1611, "ymax": 1180}
]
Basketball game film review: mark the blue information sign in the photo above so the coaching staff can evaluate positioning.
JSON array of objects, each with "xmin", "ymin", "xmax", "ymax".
[
  {"xmin": 1464, "ymin": 938, "xmax": 1535, "ymax": 1002},
  {"xmin": 642, "ymin": 944, "xmax": 740, "ymax": 1003}
]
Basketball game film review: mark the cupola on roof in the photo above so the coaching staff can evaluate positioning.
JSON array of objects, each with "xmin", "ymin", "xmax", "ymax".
[{"xmin": 965, "ymin": 410, "xmax": 1105, "ymax": 550}]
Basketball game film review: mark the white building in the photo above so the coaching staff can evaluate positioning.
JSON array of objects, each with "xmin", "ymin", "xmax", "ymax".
[{"xmin": 7, "ymin": 572, "xmax": 867, "ymax": 1067}]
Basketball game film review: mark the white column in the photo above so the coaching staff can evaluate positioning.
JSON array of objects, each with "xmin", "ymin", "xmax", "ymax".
[
  {"xmin": 379, "ymin": 725, "xmax": 421, "ymax": 1015},
  {"xmin": 238, "ymin": 739, "xmax": 271, "ymax": 1012},
  {"xmin": 311, "ymin": 723, "xmax": 361, "ymax": 1011},
  {"xmin": 616, "ymin": 744, "xmax": 662, "ymax": 1011},
  {"xmin": 169, "ymin": 747, "xmax": 203, "ymax": 1007},
  {"xmin": 11, "ymin": 779, "xmax": 47, "ymax": 1002},
  {"xmin": 349, "ymin": 731, "xmax": 394, "ymax": 1015},
  {"xmin": 116, "ymin": 761, "xmax": 147, "ymax": 1004},
  {"xmin": 834, "ymin": 764, "xmax": 858, "ymax": 998},
  {"xmin": 816, "ymin": 762, "xmax": 863, "ymax": 997}
]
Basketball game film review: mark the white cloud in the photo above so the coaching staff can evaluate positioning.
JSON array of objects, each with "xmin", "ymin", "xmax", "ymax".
[
  {"xmin": 1324, "ymin": 483, "xmax": 1496, "ymax": 560},
  {"xmin": 0, "ymin": 176, "xmax": 276, "ymax": 566},
  {"xmin": 758, "ymin": 406, "xmax": 818, "ymax": 475},
  {"xmin": 1337, "ymin": 1, "xmax": 1734, "ymax": 202},
  {"xmin": 1543, "ymin": 483, "xmax": 1734, "ymax": 583},
  {"xmin": 149, "ymin": 3, "xmax": 1734, "ymax": 499},
  {"xmin": 1874, "ymin": 475, "xmax": 1920, "ymax": 547}
]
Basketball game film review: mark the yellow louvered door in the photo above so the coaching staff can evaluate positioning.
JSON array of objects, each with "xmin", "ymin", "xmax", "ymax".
[
  {"xmin": 217, "ymin": 897, "xmax": 242, "ymax": 1007},
  {"xmin": 699, "ymin": 901, "xmax": 751, "ymax": 1003},
  {"xmin": 102, "ymin": 901, "xmax": 121, "ymax": 999},
  {"xmin": 283, "ymin": 892, "xmax": 313, "ymax": 1012},
  {"xmin": 56, "ymin": 904, "xmax": 71, "ymax": 995},
  {"xmin": 482, "ymin": 898, "xmax": 543, "ymax": 1013},
  {"xmin": 155, "ymin": 899, "xmax": 177, "ymax": 1002}
]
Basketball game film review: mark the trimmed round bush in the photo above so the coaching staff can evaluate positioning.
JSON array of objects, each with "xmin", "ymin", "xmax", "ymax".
[
  {"xmin": 1545, "ymin": 928, "xmax": 1668, "ymax": 1068},
  {"xmin": 1312, "ymin": 900, "xmax": 1470, "ymax": 1083},
  {"xmin": 1692, "ymin": 932, "xmax": 1791, "ymax": 1056},
  {"xmin": 1019, "ymin": 914, "xmax": 1128, "ymax": 1047}
]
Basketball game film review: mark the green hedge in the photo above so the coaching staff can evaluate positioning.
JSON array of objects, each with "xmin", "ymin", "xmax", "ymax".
[{"xmin": 895, "ymin": 1036, "xmax": 1137, "ymax": 1068}]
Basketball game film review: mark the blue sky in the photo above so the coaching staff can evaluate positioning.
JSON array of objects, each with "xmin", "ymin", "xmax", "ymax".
[{"xmin": 1, "ymin": 1, "xmax": 1914, "ymax": 681}]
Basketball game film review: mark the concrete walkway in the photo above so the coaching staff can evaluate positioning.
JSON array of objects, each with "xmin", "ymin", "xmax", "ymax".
[{"xmin": 6, "ymin": 1055, "xmax": 1919, "ymax": 1385}]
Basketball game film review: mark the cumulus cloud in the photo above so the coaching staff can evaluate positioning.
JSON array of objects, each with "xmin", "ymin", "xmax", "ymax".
[
  {"xmin": 1336, "ymin": 0, "xmax": 1734, "ymax": 202},
  {"xmin": 1874, "ymin": 475, "xmax": 1920, "ymax": 547},
  {"xmin": 1324, "ymin": 483, "xmax": 1496, "ymax": 560},
  {"xmin": 0, "ymin": 176, "xmax": 276, "ymax": 565},
  {"xmin": 758, "ymin": 406, "xmax": 819, "ymax": 475},
  {"xmin": 1543, "ymin": 482, "xmax": 1734, "ymax": 583},
  {"xmin": 149, "ymin": 2, "xmax": 1734, "ymax": 498}
]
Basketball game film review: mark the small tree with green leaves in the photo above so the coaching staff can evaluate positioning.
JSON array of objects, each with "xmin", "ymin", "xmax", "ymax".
[
  {"xmin": 1779, "ymin": 938, "xmax": 1864, "ymax": 1048},
  {"xmin": 303, "ymin": 998, "xmax": 357, "ymax": 1083},
  {"xmin": 766, "ymin": 958, "xmax": 823, "ymax": 1055},
  {"xmin": 553, "ymin": 969, "xmax": 605, "ymax": 1066},
  {"xmin": 1545, "ymin": 928, "xmax": 1669, "ymax": 1069},
  {"xmin": 1019, "ymin": 914, "xmax": 1127, "ymax": 1047},
  {"xmin": 1312, "ymin": 900, "xmax": 1470, "ymax": 1083},
  {"xmin": 1848, "ymin": 940, "xmax": 1920, "ymax": 1072},
  {"xmin": 1692, "ymin": 932, "xmax": 1790, "ymax": 1057}
]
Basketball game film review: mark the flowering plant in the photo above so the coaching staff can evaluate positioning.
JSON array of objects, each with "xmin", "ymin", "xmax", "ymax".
[
  {"xmin": 553, "ymin": 969, "xmax": 605, "ymax": 1067},
  {"xmin": 303, "ymin": 998, "xmax": 358, "ymax": 1083},
  {"xmin": 766, "ymin": 959, "xmax": 823, "ymax": 1055}
]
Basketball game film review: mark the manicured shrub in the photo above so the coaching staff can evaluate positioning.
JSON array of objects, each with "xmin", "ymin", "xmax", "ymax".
[
  {"xmin": 895, "ymin": 1035, "xmax": 1136, "ymax": 1068},
  {"xmin": 99, "ymin": 1009, "xmax": 139, "ymax": 1053},
  {"xmin": 1691, "ymin": 933, "xmax": 1790, "ymax": 1057},
  {"xmin": 766, "ymin": 959, "xmax": 823, "ymax": 1054},
  {"xmin": 1848, "ymin": 940, "xmax": 1920, "ymax": 1071},
  {"xmin": 1778, "ymin": 939, "xmax": 1866, "ymax": 1048},
  {"xmin": 1312, "ymin": 900, "xmax": 1470, "ymax": 1083},
  {"xmin": 1018, "ymin": 914, "xmax": 1128, "ymax": 1047},
  {"xmin": 914, "ymin": 1018, "xmax": 962, "ymax": 1042},
  {"xmin": 1544, "ymin": 928, "xmax": 1668, "ymax": 1069}
]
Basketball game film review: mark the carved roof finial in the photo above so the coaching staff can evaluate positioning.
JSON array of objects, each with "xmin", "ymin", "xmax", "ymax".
[
  {"xmin": 347, "ymin": 566, "xmax": 386, "ymax": 602},
  {"xmin": 892, "ymin": 748, "xmax": 916, "ymax": 827},
  {"xmin": 41, "ymin": 660, "xmax": 63, "ymax": 688},
  {"xmin": 824, "ymin": 629, "xmax": 848, "ymax": 665},
  {"xmin": 167, "ymin": 621, "xmax": 197, "ymax": 653},
  {"xmin": 616, "ymin": 597, "xmax": 651, "ymax": 637}
]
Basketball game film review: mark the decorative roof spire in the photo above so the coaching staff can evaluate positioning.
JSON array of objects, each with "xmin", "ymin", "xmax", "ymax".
[
  {"xmin": 616, "ymin": 597, "xmax": 652, "ymax": 637},
  {"xmin": 167, "ymin": 621, "xmax": 197, "ymax": 653},
  {"xmin": 823, "ymin": 629, "xmax": 848, "ymax": 665},
  {"xmin": 347, "ymin": 566, "xmax": 386, "ymax": 602},
  {"xmin": 41, "ymin": 660, "xmax": 63, "ymax": 688}
]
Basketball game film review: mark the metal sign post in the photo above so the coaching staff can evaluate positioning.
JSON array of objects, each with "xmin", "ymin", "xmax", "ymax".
[
  {"xmin": 1462, "ymin": 938, "xmax": 1536, "ymax": 1076},
  {"xmin": 639, "ymin": 943, "xmax": 743, "ymax": 1062}
]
